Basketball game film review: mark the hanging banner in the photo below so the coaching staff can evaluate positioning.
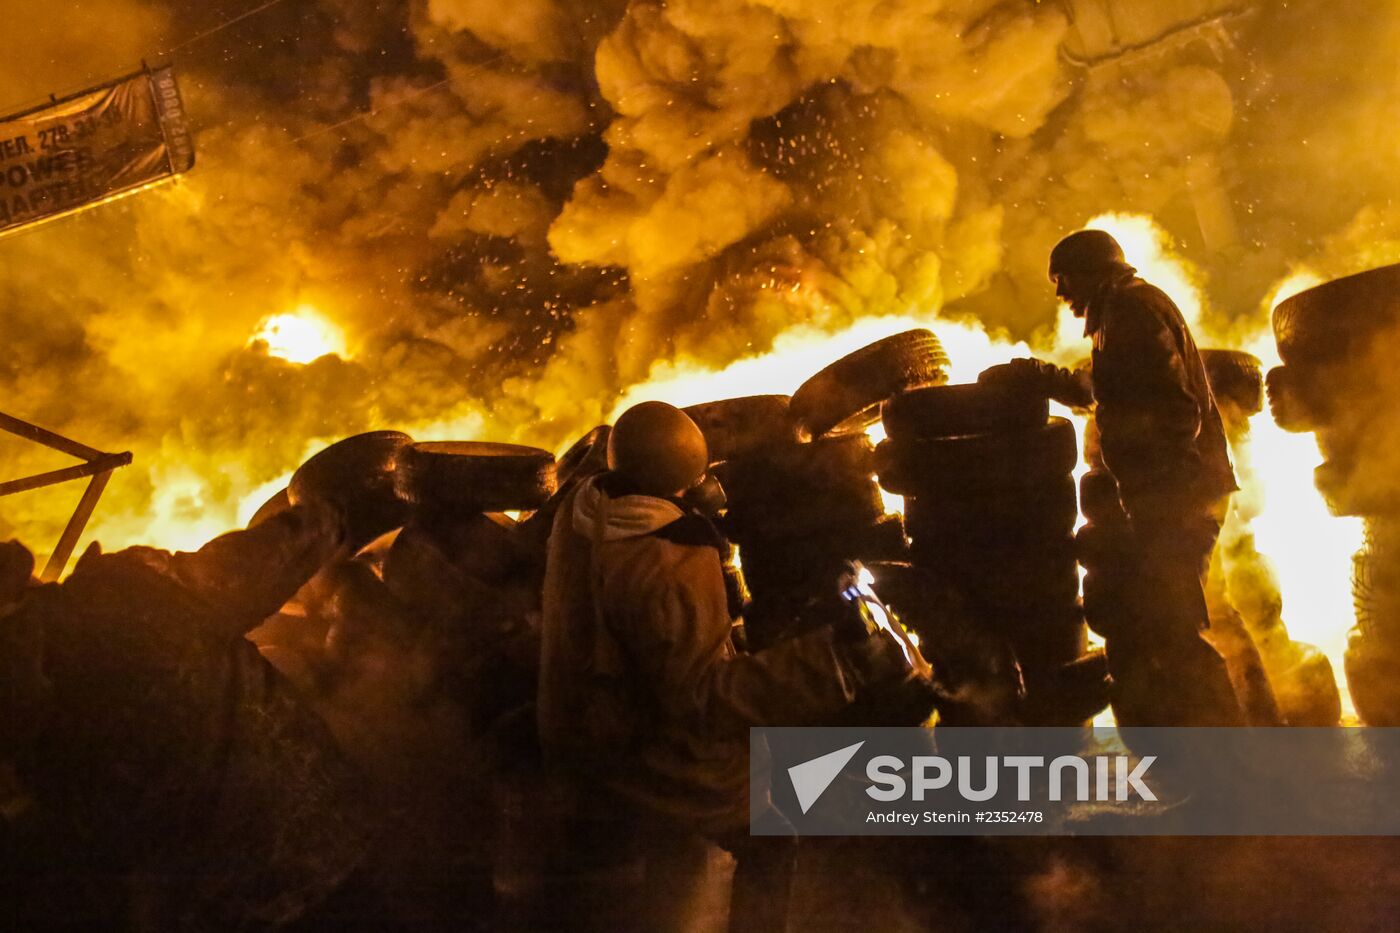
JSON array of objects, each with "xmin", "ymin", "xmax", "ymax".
[{"xmin": 0, "ymin": 64, "xmax": 194, "ymax": 238}]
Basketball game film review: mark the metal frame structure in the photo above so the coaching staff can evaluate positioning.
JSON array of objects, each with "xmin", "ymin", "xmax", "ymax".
[{"xmin": 0, "ymin": 412, "xmax": 131, "ymax": 581}]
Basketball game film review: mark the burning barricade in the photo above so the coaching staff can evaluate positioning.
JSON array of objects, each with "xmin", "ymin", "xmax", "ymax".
[
  {"xmin": 0, "ymin": 450, "xmax": 405, "ymax": 929},
  {"xmin": 1199, "ymin": 348, "xmax": 1342, "ymax": 727},
  {"xmin": 876, "ymin": 379, "xmax": 1101, "ymax": 726},
  {"xmin": 1267, "ymin": 263, "xmax": 1400, "ymax": 725},
  {"xmin": 1, "ymin": 319, "xmax": 1364, "ymax": 929}
]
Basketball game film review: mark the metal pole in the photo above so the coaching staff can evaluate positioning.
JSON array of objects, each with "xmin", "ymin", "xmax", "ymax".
[
  {"xmin": 41, "ymin": 470, "xmax": 114, "ymax": 582},
  {"xmin": 0, "ymin": 412, "xmax": 104, "ymax": 461},
  {"xmin": 0, "ymin": 452, "xmax": 133, "ymax": 497}
]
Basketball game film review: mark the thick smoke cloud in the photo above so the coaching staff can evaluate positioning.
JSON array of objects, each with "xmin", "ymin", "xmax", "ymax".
[{"xmin": 1, "ymin": 0, "xmax": 1398, "ymax": 558}]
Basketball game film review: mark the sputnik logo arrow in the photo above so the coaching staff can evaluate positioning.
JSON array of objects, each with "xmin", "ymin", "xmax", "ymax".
[{"xmin": 788, "ymin": 741, "xmax": 865, "ymax": 814}]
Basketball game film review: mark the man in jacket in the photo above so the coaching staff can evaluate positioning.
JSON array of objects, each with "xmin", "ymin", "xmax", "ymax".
[
  {"xmin": 539, "ymin": 401, "xmax": 911, "ymax": 932},
  {"xmin": 987, "ymin": 229, "xmax": 1243, "ymax": 728}
]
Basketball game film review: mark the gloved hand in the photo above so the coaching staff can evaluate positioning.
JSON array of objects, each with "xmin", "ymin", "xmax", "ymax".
[
  {"xmin": 980, "ymin": 358, "xmax": 1093, "ymax": 407},
  {"xmin": 978, "ymin": 357, "xmax": 1056, "ymax": 390},
  {"xmin": 829, "ymin": 561, "xmax": 937, "ymax": 686}
]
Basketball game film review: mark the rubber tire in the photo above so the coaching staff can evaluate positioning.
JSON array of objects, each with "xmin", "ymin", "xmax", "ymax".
[
  {"xmin": 1315, "ymin": 459, "xmax": 1400, "ymax": 518},
  {"xmin": 909, "ymin": 539, "xmax": 1079, "ymax": 616},
  {"xmin": 289, "ymin": 430, "xmax": 414, "ymax": 546},
  {"xmin": 1344, "ymin": 630, "xmax": 1400, "ymax": 726},
  {"xmin": 911, "ymin": 531, "xmax": 1076, "ymax": 571},
  {"xmin": 1020, "ymin": 647, "xmax": 1110, "ymax": 726},
  {"xmin": 1200, "ymin": 349, "xmax": 1263, "ymax": 416},
  {"xmin": 902, "ymin": 474, "xmax": 1078, "ymax": 549},
  {"xmin": 858, "ymin": 562, "xmax": 1026, "ymax": 727},
  {"xmin": 833, "ymin": 672, "xmax": 942, "ymax": 727},
  {"xmin": 683, "ymin": 396, "xmax": 797, "ymax": 463},
  {"xmin": 716, "ymin": 435, "xmax": 882, "ymax": 530},
  {"xmin": 248, "ymin": 487, "xmax": 291, "ymax": 528},
  {"xmin": 881, "ymin": 382, "xmax": 1048, "ymax": 442},
  {"xmin": 1273, "ymin": 263, "xmax": 1400, "ymax": 367},
  {"xmin": 1079, "ymin": 470, "xmax": 1125, "ymax": 526},
  {"xmin": 396, "ymin": 441, "xmax": 557, "ymax": 512},
  {"xmin": 859, "ymin": 560, "xmax": 977, "ymax": 641},
  {"xmin": 1265, "ymin": 365, "xmax": 1338, "ymax": 433},
  {"xmin": 790, "ymin": 329, "xmax": 949, "ymax": 440},
  {"xmin": 721, "ymin": 495, "xmax": 887, "ymax": 547},
  {"xmin": 874, "ymin": 418, "xmax": 1079, "ymax": 498},
  {"xmin": 1082, "ymin": 566, "xmax": 1136, "ymax": 640},
  {"xmin": 1273, "ymin": 643, "xmax": 1342, "ymax": 727},
  {"xmin": 1008, "ymin": 609, "xmax": 1089, "ymax": 675},
  {"xmin": 736, "ymin": 515, "xmax": 907, "ymax": 595},
  {"xmin": 969, "ymin": 560, "xmax": 1081, "ymax": 619},
  {"xmin": 555, "ymin": 425, "xmax": 609, "ymax": 489},
  {"xmin": 1074, "ymin": 520, "xmax": 1137, "ymax": 572},
  {"xmin": 403, "ymin": 510, "xmax": 529, "ymax": 586},
  {"xmin": 1352, "ymin": 533, "xmax": 1400, "ymax": 640}
]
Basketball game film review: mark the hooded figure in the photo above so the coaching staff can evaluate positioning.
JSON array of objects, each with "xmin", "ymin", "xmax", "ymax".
[
  {"xmin": 985, "ymin": 230, "xmax": 1243, "ymax": 728},
  {"xmin": 538, "ymin": 402, "xmax": 907, "ymax": 931}
]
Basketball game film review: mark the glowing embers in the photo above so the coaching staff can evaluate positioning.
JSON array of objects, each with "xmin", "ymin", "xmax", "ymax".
[{"xmin": 250, "ymin": 307, "xmax": 347, "ymax": 364}]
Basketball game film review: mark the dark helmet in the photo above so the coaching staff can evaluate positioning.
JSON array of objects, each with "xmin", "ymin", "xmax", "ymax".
[
  {"xmin": 607, "ymin": 401, "xmax": 709, "ymax": 497},
  {"xmin": 1048, "ymin": 229, "xmax": 1128, "ymax": 279}
]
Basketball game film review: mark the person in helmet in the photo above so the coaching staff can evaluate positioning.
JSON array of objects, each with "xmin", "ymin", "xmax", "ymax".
[
  {"xmin": 538, "ymin": 401, "xmax": 909, "ymax": 932},
  {"xmin": 984, "ymin": 229, "xmax": 1243, "ymax": 728}
]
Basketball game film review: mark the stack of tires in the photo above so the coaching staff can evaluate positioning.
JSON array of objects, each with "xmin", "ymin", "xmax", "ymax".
[
  {"xmin": 1270, "ymin": 263, "xmax": 1400, "ymax": 724},
  {"xmin": 386, "ymin": 439, "xmax": 560, "ymax": 748},
  {"xmin": 1201, "ymin": 349, "xmax": 1265, "ymax": 425},
  {"xmin": 875, "ymin": 381, "xmax": 1106, "ymax": 725},
  {"xmin": 1200, "ymin": 348, "xmax": 1341, "ymax": 726},
  {"xmin": 715, "ymin": 431, "xmax": 905, "ymax": 644},
  {"xmin": 516, "ymin": 425, "xmax": 611, "ymax": 567},
  {"xmin": 702, "ymin": 331, "xmax": 949, "ymax": 648},
  {"xmin": 1350, "ymin": 521, "xmax": 1400, "ymax": 725},
  {"xmin": 1075, "ymin": 468, "xmax": 1132, "ymax": 646},
  {"xmin": 387, "ymin": 441, "xmax": 558, "ymax": 639}
]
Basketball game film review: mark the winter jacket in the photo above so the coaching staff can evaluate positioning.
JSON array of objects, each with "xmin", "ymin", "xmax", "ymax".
[
  {"xmin": 538, "ymin": 473, "xmax": 882, "ymax": 834},
  {"xmin": 1051, "ymin": 271, "xmax": 1237, "ymax": 518}
]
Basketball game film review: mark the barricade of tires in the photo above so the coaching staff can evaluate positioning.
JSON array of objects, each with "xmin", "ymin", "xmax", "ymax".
[
  {"xmin": 1269, "ymin": 264, "xmax": 1400, "ymax": 724},
  {"xmin": 1074, "ymin": 469, "xmax": 1133, "ymax": 646},
  {"xmin": 1348, "ymin": 521, "xmax": 1400, "ymax": 725},
  {"xmin": 706, "ymin": 330, "xmax": 948, "ymax": 649},
  {"xmin": 875, "ymin": 381, "xmax": 1108, "ymax": 726},
  {"xmin": 1200, "ymin": 348, "xmax": 1341, "ymax": 726},
  {"xmin": 250, "ymin": 432, "xmax": 565, "ymax": 926}
]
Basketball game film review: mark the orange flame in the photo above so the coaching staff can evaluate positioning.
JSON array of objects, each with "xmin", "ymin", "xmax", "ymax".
[{"xmin": 250, "ymin": 307, "xmax": 348, "ymax": 364}]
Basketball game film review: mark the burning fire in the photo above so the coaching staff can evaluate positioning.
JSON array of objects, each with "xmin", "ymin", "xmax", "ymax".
[
  {"xmin": 1088, "ymin": 215, "xmax": 1362, "ymax": 715},
  {"xmin": 610, "ymin": 314, "xmax": 1036, "ymax": 515},
  {"xmin": 1084, "ymin": 213, "xmax": 1208, "ymax": 331},
  {"xmin": 250, "ymin": 308, "xmax": 348, "ymax": 364},
  {"xmin": 606, "ymin": 212, "xmax": 1359, "ymax": 718},
  {"xmin": 10, "ymin": 200, "xmax": 1356, "ymax": 721}
]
